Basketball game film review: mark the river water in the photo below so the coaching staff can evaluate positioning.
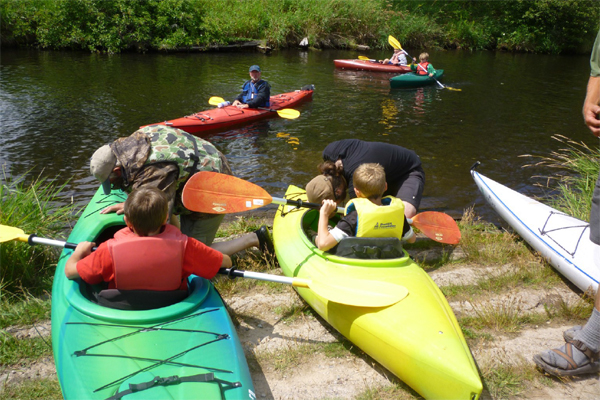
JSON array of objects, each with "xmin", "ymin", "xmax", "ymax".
[{"xmin": 1, "ymin": 48, "xmax": 597, "ymax": 223}]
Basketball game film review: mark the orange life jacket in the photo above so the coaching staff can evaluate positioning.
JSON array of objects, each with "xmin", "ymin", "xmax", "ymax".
[
  {"xmin": 108, "ymin": 225, "xmax": 187, "ymax": 291},
  {"xmin": 416, "ymin": 61, "xmax": 430, "ymax": 75}
]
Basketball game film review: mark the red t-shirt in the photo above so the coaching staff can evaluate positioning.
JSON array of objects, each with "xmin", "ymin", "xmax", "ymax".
[{"xmin": 76, "ymin": 235, "xmax": 223, "ymax": 290}]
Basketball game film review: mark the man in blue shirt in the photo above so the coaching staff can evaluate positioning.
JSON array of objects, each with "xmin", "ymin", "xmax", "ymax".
[{"xmin": 232, "ymin": 65, "xmax": 271, "ymax": 109}]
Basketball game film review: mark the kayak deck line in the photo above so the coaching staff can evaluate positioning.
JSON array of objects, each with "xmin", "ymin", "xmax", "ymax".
[{"xmin": 539, "ymin": 210, "xmax": 590, "ymax": 257}]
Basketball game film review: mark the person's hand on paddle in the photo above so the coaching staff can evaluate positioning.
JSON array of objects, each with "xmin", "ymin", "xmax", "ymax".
[
  {"xmin": 231, "ymin": 99, "xmax": 249, "ymax": 109},
  {"xmin": 100, "ymin": 202, "xmax": 124, "ymax": 215},
  {"xmin": 64, "ymin": 241, "xmax": 95, "ymax": 280}
]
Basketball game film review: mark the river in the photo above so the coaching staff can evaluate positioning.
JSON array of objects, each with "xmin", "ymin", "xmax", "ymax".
[{"xmin": 1, "ymin": 47, "xmax": 597, "ymax": 224}]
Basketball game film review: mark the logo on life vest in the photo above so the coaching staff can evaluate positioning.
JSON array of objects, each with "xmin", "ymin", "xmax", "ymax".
[{"xmin": 374, "ymin": 222, "xmax": 396, "ymax": 230}]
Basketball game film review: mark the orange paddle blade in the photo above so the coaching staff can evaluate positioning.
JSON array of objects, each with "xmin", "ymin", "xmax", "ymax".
[
  {"xmin": 411, "ymin": 211, "xmax": 461, "ymax": 245},
  {"xmin": 182, "ymin": 172, "xmax": 273, "ymax": 214}
]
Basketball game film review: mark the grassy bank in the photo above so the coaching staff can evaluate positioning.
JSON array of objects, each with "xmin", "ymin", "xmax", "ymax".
[{"xmin": 1, "ymin": 0, "xmax": 598, "ymax": 54}]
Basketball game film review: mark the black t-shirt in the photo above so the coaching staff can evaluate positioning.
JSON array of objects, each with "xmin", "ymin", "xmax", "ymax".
[{"xmin": 322, "ymin": 139, "xmax": 422, "ymax": 199}]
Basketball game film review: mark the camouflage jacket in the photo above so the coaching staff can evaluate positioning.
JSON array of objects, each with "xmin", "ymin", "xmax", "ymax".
[{"xmin": 111, "ymin": 125, "xmax": 232, "ymax": 216}]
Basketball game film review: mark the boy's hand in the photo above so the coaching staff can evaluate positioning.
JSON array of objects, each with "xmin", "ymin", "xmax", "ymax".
[
  {"xmin": 320, "ymin": 199, "xmax": 338, "ymax": 217},
  {"xmin": 73, "ymin": 241, "xmax": 95, "ymax": 259}
]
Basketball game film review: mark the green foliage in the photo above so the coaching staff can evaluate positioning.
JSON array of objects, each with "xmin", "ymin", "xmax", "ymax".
[
  {"xmin": 0, "ymin": 172, "xmax": 77, "ymax": 299},
  {"xmin": 2, "ymin": 0, "xmax": 598, "ymax": 53},
  {"xmin": 0, "ymin": 378, "xmax": 62, "ymax": 400}
]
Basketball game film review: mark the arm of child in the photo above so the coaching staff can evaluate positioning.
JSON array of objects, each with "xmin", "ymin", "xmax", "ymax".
[
  {"xmin": 65, "ymin": 241, "xmax": 95, "ymax": 280},
  {"xmin": 402, "ymin": 216, "xmax": 416, "ymax": 244},
  {"xmin": 221, "ymin": 253, "xmax": 232, "ymax": 269},
  {"xmin": 315, "ymin": 200, "xmax": 340, "ymax": 251}
]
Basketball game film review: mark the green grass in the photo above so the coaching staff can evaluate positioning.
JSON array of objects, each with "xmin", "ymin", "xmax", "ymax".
[
  {"xmin": 1, "ymin": 334, "xmax": 52, "ymax": 366},
  {"xmin": 0, "ymin": 378, "xmax": 62, "ymax": 400},
  {"xmin": 1, "ymin": 171, "xmax": 77, "ymax": 299},
  {"xmin": 521, "ymin": 134, "xmax": 599, "ymax": 221},
  {"xmin": 0, "ymin": 295, "xmax": 51, "ymax": 329}
]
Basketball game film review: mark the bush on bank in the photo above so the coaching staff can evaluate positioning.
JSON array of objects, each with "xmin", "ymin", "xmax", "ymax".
[{"xmin": 1, "ymin": 0, "xmax": 598, "ymax": 54}]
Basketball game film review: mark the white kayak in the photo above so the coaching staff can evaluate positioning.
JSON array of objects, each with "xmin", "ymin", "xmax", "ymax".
[{"xmin": 471, "ymin": 165, "xmax": 599, "ymax": 293}]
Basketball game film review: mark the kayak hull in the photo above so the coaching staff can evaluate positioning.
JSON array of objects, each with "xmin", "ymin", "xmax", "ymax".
[
  {"xmin": 390, "ymin": 70, "xmax": 445, "ymax": 89},
  {"xmin": 51, "ymin": 187, "xmax": 254, "ymax": 399},
  {"xmin": 143, "ymin": 88, "xmax": 313, "ymax": 135},
  {"xmin": 472, "ymin": 168, "xmax": 599, "ymax": 293},
  {"xmin": 334, "ymin": 59, "xmax": 411, "ymax": 73},
  {"xmin": 273, "ymin": 186, "xmax": 482, "ymax": 400}
]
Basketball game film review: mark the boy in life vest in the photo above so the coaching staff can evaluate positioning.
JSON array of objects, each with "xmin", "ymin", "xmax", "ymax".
[
  {"xmin": 65, "ymin": 187, "xmax": 231, "ymax": 291},
  {"xmin": 312, "ymin": 163, "xmax": 416, "ymax": 252},
  {"xmin": 381, "ymin": 48, "xmax": 408, "ymax": 66},
  {"xmin": 411, "ymin": 52, "xmax": 436, "ymax": 77}
]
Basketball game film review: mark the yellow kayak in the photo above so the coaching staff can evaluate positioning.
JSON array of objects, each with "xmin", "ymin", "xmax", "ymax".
[{"xmin": 273, "ymin": 185, "xmax": 482, "ymax": 400}]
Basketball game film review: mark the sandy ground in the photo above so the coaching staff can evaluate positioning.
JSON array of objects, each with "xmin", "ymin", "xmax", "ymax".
[{"xmin": 2, "ymin": 226, "xmax": 599, "ymax": 399}]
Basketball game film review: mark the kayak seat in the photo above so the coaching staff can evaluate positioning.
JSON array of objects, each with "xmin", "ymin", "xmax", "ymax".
[
  {"xmin": 335, "ymin": 237, "xmax": 403, "ymax": 259},
  {"xmin": 96, "ymin": 289, "xmax": 189, "ymax": 310}
]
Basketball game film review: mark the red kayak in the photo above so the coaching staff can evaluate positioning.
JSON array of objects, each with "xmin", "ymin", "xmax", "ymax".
[
  {"xmin": 334, "ymin": 59, "xmax": 411, "ymax": 73},
  {"xmin": 143, "ymin": 86, "xmax": 314, "ymax": 135}
]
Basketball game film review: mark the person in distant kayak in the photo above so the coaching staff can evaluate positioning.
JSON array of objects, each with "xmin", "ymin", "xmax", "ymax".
[
  {"xmin": 411, "ymin": 52, "xmax": 436, "ymax": 77},
  {"xmin": 231, "ymin": 65, "xmax": 271, "ymax": 109},
  {"xmin": 65, "ymin": 187, "xmax": 230, "ymax": 291},
  {"xmin": 313, "ymin": 139, "xmax": 425, "ymax": 218},
  {"xmin": 532, "ymin": 28, "xmax": 600, "ymax": 378},
  {"xmin": 89, "ymin": 125, "xmax": 274, "ymax": 255},
  {"xmin": 381, "ymin": 48, "xmax": 407, "ymax": 66},
  {"xmin": 311, "ymin": 163, "xmax": 415, "ymax": 252}
]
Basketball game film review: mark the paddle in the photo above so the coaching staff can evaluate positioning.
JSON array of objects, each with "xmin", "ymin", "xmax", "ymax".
[
  {"xmin": 208, "ymin": 96, "xmax": 300, "ymax": 120},
  {"xmin": 220, "ymin": 268, "xmax": 408, "ymax": 307},
  {"xmin": 388, "ymin": 35, "xmax": 461, "ymax": 92},
  {"xmin": 0, "ymin": 224, "xmax": 407, "ymax": 308},
  {"xmin": 0, "ymin": 224, "xmax": 88, "ymax": 250},
  {"xmin": 358, "ymin": 56, "xmax": 377, "ymax": 62},
  {"xmin": 182, "ymin": 171, "xmax": 462, "ymax": 245}
]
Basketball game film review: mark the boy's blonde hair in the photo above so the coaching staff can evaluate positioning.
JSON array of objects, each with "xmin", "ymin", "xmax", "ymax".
[
  {"xmin": 353, "ymin": 163, "xmax": 386, "ymax": 200},
  {"xmin": 419, "ymin": 52, "xmax": 429, "ymax": 62},
  {"xmin": 123, "ymin": 187, "xmax": 169, "ymax": 236}
]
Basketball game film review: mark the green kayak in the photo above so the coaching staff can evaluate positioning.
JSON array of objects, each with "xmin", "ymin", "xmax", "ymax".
[
  {"xmin": 390, "ymin": 69, "xmax": 445, "ymax": 89},
  {"xmin": 51, "ymin": 187, "xmax": 254, "ymax": 399}
]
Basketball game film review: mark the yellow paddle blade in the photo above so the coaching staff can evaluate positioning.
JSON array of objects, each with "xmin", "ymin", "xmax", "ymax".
[
  {"xmin": 358, "ymin": 56, "xmax": 370, "ymax": 60},
  {"xmin": 446, "ymin": 86, "xmax": 462, "ymax": 91},
  {"xmin": 208, "ymin": 96, "xmax": 225, "ymax": 106},
  {"xmin": 0, "ymin": 224, "xmax": 28, "ymax": 243},
  {"xmin": 294, "ymin": 276, "xmax": 409, "ymax": 307},
  {"xmin": 388, "ymin": 35, "xmax": 401, "ymax": 50},
  {"xmin": 275, "ymin": 108, "xmax": 300, "ymax": 120}
]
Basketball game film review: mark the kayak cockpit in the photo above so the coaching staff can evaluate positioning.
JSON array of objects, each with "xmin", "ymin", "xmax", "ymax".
[{"xmin": 300, "ymin": 209, "xmax": 407, "ymax": 261}]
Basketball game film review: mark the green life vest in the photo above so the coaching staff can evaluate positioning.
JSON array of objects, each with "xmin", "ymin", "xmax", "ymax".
[{"xmin": 345, "ymin": 196, "xmax": 405, "ymax": 239}]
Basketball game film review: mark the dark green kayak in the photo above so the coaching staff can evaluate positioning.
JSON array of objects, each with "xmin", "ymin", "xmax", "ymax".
[
  {"xmin": 389, "ymin": 70, "xmax": 445, "ymax": 89},
  {"xmin": 51, "ymin": 187, "xmax": 255, "ymax": 399}
]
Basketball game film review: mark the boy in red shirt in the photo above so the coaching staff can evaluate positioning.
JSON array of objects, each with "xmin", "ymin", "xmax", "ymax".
[{"xmin": 65, "ymin": 187, "xmax": 230, "ymax": 290}]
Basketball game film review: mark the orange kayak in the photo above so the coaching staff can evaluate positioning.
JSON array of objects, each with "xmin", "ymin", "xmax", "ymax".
[
  {"xmin": 142, "ymin": 86, "xmax": 314, "ymax": 135},
  {"xmin": 334, "ymin": 59, "xmax": 411, "ymax": 73}
]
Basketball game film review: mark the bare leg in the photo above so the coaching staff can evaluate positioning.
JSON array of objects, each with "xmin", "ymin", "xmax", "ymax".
[{"xmin": 210, "ymin": 233, "xmax": 259, "ymax": 256}]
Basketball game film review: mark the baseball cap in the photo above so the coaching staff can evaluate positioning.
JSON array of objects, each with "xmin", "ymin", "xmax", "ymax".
[
  {"xmin": 90, "ymin": 144, "xmax": 117, "ymax": 195},
  {"xmin": 249, "ymin": 65, "xmax": 261, "ymax": 72},
  {"xmin": 306, "ymin": 175, "xmax": 335, "ymax": 204}
]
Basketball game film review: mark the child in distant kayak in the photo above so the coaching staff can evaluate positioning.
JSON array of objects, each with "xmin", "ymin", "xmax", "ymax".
[
  {"xmin": 309, "ymin": 163, "xmax": 415, "ymax": 252},
  {"xmin": 411, "ymin": 52, "xmax": 436, "ymax": 77},
  {"xmin": 381, "ymin": 48, "xmax": 407, "ymax": 66},
  {"xmin": 65, "ymin": 187, "xmax": 231, "ymax": 291}
]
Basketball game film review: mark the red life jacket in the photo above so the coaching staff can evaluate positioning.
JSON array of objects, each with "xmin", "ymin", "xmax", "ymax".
[
  {"xmin": 416, "ymin": 61, "xmax": 430, "ymax": 75},
  {"xmin": 107, "ymin": 225, "xmax": 187, "ymax": 291}
]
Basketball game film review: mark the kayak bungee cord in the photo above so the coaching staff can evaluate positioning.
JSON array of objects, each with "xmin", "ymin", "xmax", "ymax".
[
  {"xmin": 69, "ymin": 308, "xmax": 220, "ymax": 355},
  {"xmin": 540, "ymin": 210, "xmax": 590, "ymax": 257}
]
